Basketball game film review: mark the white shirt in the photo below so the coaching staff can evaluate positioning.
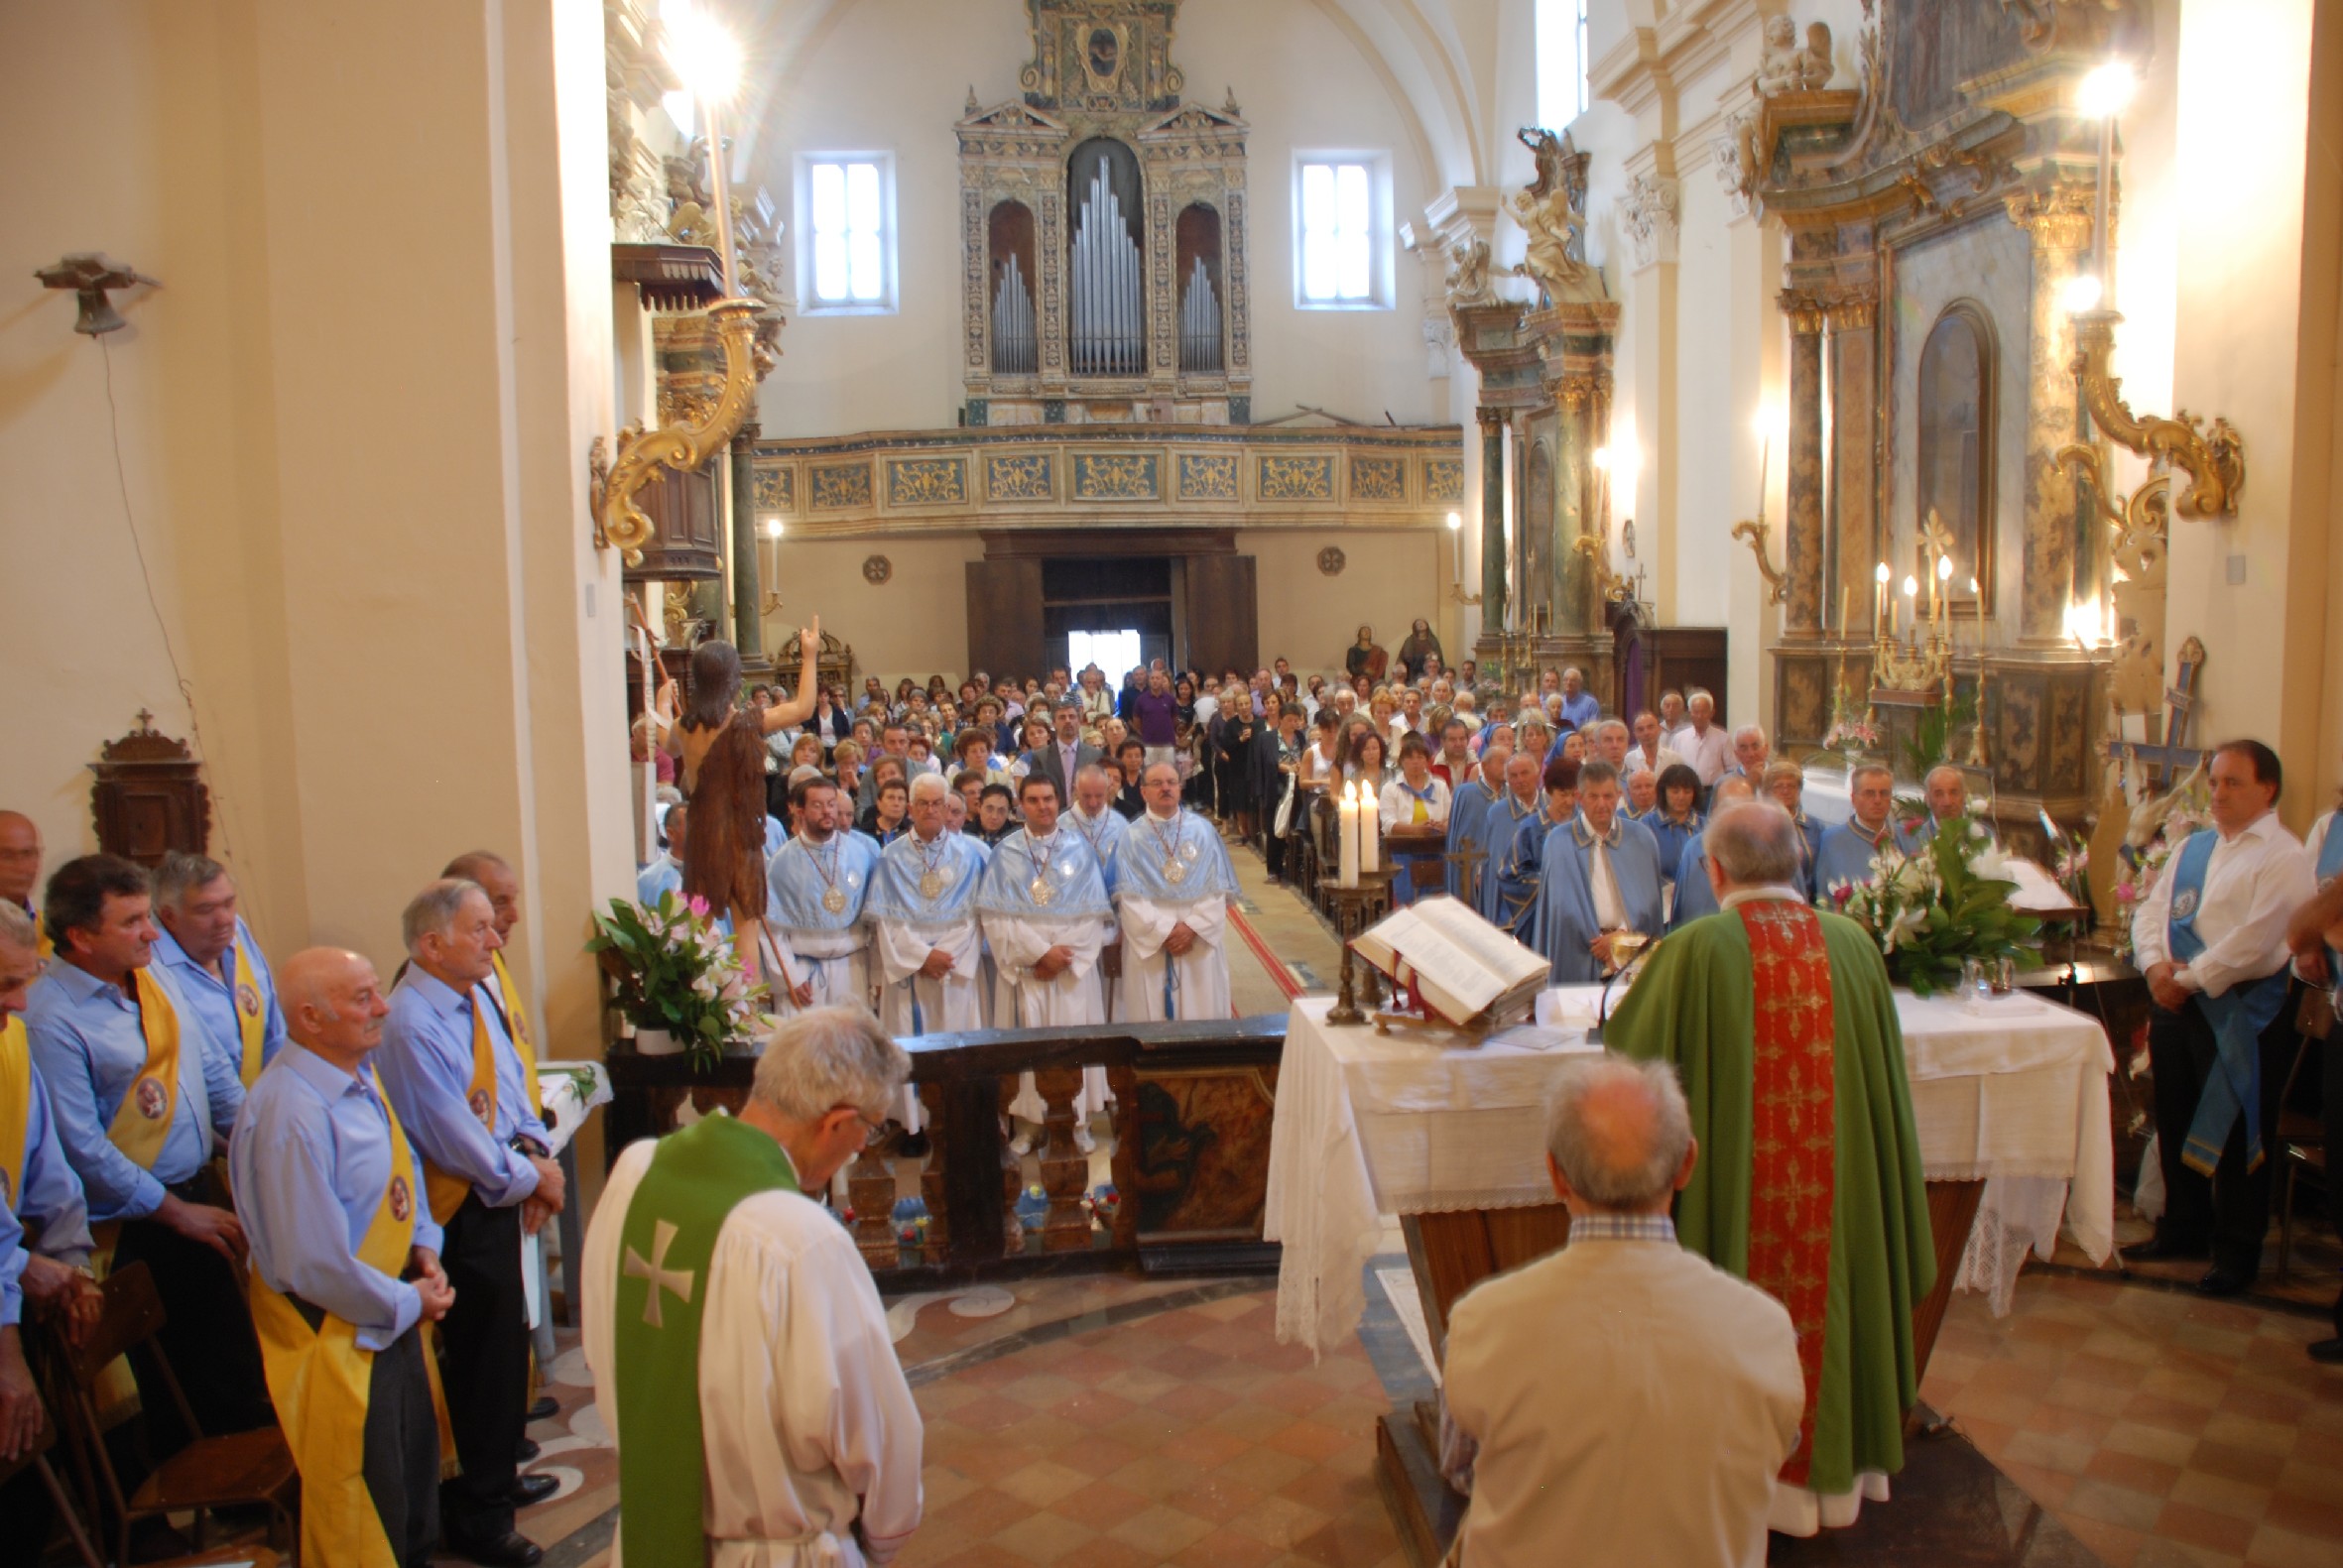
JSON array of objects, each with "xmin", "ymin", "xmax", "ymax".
[
  {"xmin": 1668, "ymin": 724, "xmax": 1734, "ymax": 785},
  {"xmin": 1627, "ymin": 741, "xmax": 1688, "ymax": 782},
  {"xmin": 1379, "ymin": 774, "xmax": 1451, "ymax": 829},
  {"xmin": 586, "ymin": 1140, "xmax": 925, "ymax": 1566},
  {"xmin": 1585, "ymin": 825, "xmax": 1627, "ymax": 929},
  {"xmin": 2131, "ymin": 810, "xmax": 2313, "ymax": 997}
]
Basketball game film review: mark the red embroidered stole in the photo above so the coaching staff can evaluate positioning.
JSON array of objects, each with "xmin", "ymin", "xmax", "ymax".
[{"xmin": 1738, "ymin": 899, "xmax": 1836, "ymax": 1486}]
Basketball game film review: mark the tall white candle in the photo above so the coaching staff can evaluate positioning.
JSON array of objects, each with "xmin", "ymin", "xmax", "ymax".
[
  {"xmin": 1338, "ymin": 782, "xmax": 1361, "ymax": 888},
  {"xmin": 1361, "ymin": 783, "xmax": 1381, "ymax": 875}
]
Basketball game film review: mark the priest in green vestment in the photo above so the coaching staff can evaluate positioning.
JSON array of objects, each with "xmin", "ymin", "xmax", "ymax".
[
  {"xmin": 1604, "ymin": 800, "xmax": 1934, "ymax": 1535},
  {"xmin": 583, "ymin": 1008, "xmax": 925, "ymax": 1566}
]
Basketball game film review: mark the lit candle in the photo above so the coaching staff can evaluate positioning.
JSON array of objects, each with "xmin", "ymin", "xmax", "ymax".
[
  {"xmin": 1903, "ymin": 574, "xmax": 1918, "ymax": 649},
  {"xmin": 1338, "ymin": 783, "xmax": 1361, "ymax": 889},
  {"xmin": 1362, "ymin": 783, "xmax": 1381, "ymax": 875},
  {"xmin": 1935, "ymin": 553, "xmax": 1954, "ymax": 630},
  {"xmin": 1876, "ymin": 561, "xmax": 1891, "ymax": 633}
]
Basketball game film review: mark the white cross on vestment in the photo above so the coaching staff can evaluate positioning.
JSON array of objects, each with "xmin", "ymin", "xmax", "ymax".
[{"xmin": 623, "ymin": 1219, "xmax": 695, "ymax": 1327}]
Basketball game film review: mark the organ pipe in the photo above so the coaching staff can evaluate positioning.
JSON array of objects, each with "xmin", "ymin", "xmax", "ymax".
[
  {"xmin": 1070, "ymin": 155, "xmax": 1142, "ymax": 376},
  {"xmin": 1179, "ymin": 255, "xmax": 1221, "ymax": 373}
]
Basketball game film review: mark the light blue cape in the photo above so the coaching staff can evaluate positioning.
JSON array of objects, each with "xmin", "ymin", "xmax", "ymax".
[
  {"xmin": 766, "ymin": 831, "xmax": 881, "ymax": 929},
  {"xmin": 864, "ymin": 829, "xmax": 991, "ymax": 923},
  {"xmin": 973, "ymin": 827, "xmax": 1112, "ymax": 919},
  {"xmin": 1116, "ymin": 809, "xmax": 1239, "ymax": 903}
]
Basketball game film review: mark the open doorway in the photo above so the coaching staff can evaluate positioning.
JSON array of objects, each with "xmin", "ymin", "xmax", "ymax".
[{"xmin": 1067, "ymin": 629, "xmax": 1143, "ymax": 692}]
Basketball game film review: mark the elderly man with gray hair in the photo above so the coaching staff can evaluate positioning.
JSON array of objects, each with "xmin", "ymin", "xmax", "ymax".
[
  {"xmin": 584, "ymin": 1008, "xmax": 924, "ymax": 1567},
  {"xmin": 1440, "ymin": 1053, "xmax": 1803, "ymax": 1567}
]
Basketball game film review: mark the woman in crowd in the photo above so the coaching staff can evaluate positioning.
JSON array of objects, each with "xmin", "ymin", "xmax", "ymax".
[
  {"xmin": 1396, "ymin": 617, "xmax": 1443, "ymax": 682},
  {"xmin": 832, "ymin": 739, "xmax": 866, "ymax": 805},
  {"xmin": 1265, "ymin": 701, "xmax": 1308, "ymax": 884},
  {"xmin": 1343, "ymin": 726, "xmax": 1393, "ymax": 791},
  {"xmin": 1077, "ymin": 665, "xmax": 1115, "ymax": 735},
  {"xmin": 1112, "ymin": 738, "xmax": 1148, "ymax": 819},
  {"xmin": 788, "ymin": 732, "xmax": 824, "ymax": 775},
  {"xmin": 1380, "ymin": 732, "xmax": 1452, "ymax": 905},
  {"xmin": 1647, "ymin": 763, "xmax": 1705, "ymax": 888},
  {"xmin": 860, "ymin": 774, "xmax": 911, "ymax": 845}
]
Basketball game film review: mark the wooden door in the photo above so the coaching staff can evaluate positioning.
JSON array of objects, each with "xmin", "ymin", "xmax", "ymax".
[
  {"xmin": 1182, "ymin": 553, "xmax": 1257, "ymax": 675},
  {"xmin": 966, "ymin": 557, "xmax": 1046, "ymax": 677}
]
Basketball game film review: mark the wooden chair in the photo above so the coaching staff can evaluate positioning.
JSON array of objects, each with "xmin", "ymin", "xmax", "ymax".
[
  {"xmin": 2275, "ymin": 1033, "xmax": 2328, "ymax": 1283},
  {"xmin": 0, "ymin": 1406, "xmax": 279, "ymax": 1568},
  {"xmin": 48, "ymin": 1263, "xmax": 297, "ymax": 1566}
]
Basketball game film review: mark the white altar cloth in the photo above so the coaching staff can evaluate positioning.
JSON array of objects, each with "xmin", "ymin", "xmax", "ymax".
[{"xmin": 1265, "ymin": 985, "xmax": 2115, "ymax": 1355}]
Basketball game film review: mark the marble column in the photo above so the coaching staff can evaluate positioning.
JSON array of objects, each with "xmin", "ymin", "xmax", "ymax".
[
  {"xmin": 729, "ymin": 422, "xmax": 769, "ymax": 674},
  {"xmin": 1781, "ymin": 292, "xmax": 1828, "ymax": 638},
  {"xmin": 1826, "ymin": 295, "xmax": 1878, "ymax": 640},
  {"xmin": 2010, "ymin": 183, "xmax": 2095, "ymax": 644},
  {"xmin": 1478, "ymin": 407, "xmax": 1507, "ymax": 625}
]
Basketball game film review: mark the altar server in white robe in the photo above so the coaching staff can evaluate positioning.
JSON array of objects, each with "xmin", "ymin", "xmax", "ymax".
[
  {"xmin": 1063, "ymin": 766, "xmax": 1130, "ymax": 1021},
  {"xmin": 585, "ymin": 1008, "xmax": 924, "ymax": 1568},
  {"xmin": 1536, "ymin": 760, "xmax": 1666, "ymax": 983},
  {"xmin": 978, "ymin": 775, "xmax": 1115, "ymax": 1146},
  {"xmin": 868, "ymin": 776, "xmax": 990, "ymax": 1141},
  {"xmin": 1117, "ymin": 763, "xmax": 1239, "ymax": 1024},
  {"xmin": 765, "ymin": 775, "xmax": 879, "ymax": 1015}
]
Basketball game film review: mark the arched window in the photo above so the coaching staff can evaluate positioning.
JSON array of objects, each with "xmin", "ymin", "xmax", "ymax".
[
  {"xmin": 1066, "ymin": 138, "xmax": 1145, "ymax": 376},
  {"xmin": 1916, "ymin": 302, "xmax": 1997, "ymax": 606},
  {"xmin": 1175, "ymin": 204, "xmax": 1223, "ymax": 374},
  {"xmin": 989, "ymin": 200, "xmax": 1037, "ymax": 375}
]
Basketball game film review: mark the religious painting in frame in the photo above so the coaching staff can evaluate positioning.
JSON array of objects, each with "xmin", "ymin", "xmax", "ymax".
[{"xmin": 1130, "ymin": 1066, "xmax": 1278, "ymax": 1241}]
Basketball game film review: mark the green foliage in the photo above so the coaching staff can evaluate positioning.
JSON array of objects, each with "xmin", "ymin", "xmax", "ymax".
[
  {"xmin": 1835, "ymin": 819, "xmax": 2043, "ymax": 998},
  {"xmin": 586, "ymin": 891, "xmax": 767, "ymax": 1073}
]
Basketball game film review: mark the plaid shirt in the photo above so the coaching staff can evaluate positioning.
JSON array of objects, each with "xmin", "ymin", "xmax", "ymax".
[{"xmin": 1565, "ymin": 1212, "xmax": 1678, "ymax": 1245}]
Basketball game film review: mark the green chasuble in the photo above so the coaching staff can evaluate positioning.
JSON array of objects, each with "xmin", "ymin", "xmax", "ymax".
[
  {"xmin": 1605, "ymin": 900, "xmax": 1934, "ymax": 1495},
  {"xmin": 614, "ymin": 1114, "xmax": 801, "ymax": 1566}
]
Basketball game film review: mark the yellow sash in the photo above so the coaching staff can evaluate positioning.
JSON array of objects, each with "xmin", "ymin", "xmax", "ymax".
[
  {"xmin": 422, "ymin": 1000, "xmax": 496, "ymax": 1226},
  {"xmin": 105, "ymin": 969, "xmax": 182, "ymax": 1170},
  {"xmin": 489, "ymin": 952, "xmax": 543, "ymax": 1117},
  {"xmin": 30, "ymin": 907, "xmax": 51, "ymax": 962},
  {"xmin": 232, "ymin": 936, "xmax": 268, "ymax": 1088},
  {"xmin": 248, "ymin": 1071, "xmax": 452, "ymax": 1567},
  {"xmin": 0, "ymin": 1018, "xmax": 30, "ymax": 1211}
]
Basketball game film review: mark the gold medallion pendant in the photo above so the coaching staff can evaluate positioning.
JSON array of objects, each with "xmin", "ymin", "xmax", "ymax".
[
  {"xmin": 921, "ymin": 870, "xmax": 946, "ymax": 900},
  {"xmin": 1167, "ymin": 862, "xmax": 1186, "ymax": 885},
  {"xmin": 822, "ymin": 887, "xmax": 848, "ymax": 914},
  {"xmin": 1030, "ymin": 878, "xmax": 1052, "ymax": 905}
]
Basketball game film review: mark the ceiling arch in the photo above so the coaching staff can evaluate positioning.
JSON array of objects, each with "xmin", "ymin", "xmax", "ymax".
[{"xmin": 722, "ymin": 0, "xmax": 1489, "ymax": 200}]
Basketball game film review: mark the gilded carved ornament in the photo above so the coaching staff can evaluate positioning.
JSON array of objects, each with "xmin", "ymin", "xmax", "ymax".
[
  {"xmin": 1731, "ymin": 520, "xmax": 1789, "ymax": 606},
  {"xmin": 592, "ymin": 299, "xmax": 761, "ymax": 567},
  {"xmin": 2068, "ymin": 311, "xmax": 2245, "ymax": 520}
]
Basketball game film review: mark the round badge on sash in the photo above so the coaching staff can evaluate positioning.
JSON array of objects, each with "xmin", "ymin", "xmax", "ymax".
[
  {"xmin": 389, "ymin": 1174, "xmax": 412, "ymax": 1223},
  {"xmin": 135, "ymin": 1077, "xmax": 169, "ymax": 1121},
  {"xmin": 2172, "ymin": 888, "xmax": 2200, "ymax": 919},
  {"xmin": 0, "ymin": 1169, "xmax": 14, "ymax": 1208},
  {"xmin": 236, "ymin": 980, "xmax": 262, "ymax": 1018},
  {"xmin": 468, "ymin": 1087, "xmax": 493, "ymax": 1123}
]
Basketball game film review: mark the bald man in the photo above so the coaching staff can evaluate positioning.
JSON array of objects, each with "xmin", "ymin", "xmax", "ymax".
[
  {"xmin": 0, "ymin": 813, "xmax": 45, "ymax": 959},
  {"xmin": 235, "ymin": 947, "xmax": 453, "ymax": 1566}
]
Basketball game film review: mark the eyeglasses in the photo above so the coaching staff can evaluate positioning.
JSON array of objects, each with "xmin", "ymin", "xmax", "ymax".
[{"xmin": 835, "ymin": 1105, "xmax": 887, "ymax": 1142}]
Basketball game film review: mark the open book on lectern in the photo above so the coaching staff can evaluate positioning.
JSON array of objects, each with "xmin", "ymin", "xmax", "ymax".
[{"xmin": 1350, "ymin": 895, "xmax": 1551, "ymax": 1027}]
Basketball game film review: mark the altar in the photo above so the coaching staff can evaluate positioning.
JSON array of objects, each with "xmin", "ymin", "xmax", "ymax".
[{"xmin": 1264, "ymin": 982, "xmax": 2114, "ymax": 1363}]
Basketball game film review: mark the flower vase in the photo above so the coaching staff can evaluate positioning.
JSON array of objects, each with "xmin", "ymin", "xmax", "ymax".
[{"xmin": 634, "ymin": 1026, "xmax": 681, "ymax": 1056}]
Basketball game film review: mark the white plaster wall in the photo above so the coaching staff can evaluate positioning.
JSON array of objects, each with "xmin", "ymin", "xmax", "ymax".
[
  {"xmin": 758, "ymin": 534, "xmax": 987, "ymax": 685},
  {"xmin": 748, "ymin": 0, "xmax": 1441, "ymax": 438},
  {"xmin": 1253, "ymin": 529, "xmax": 1447, "ymax": 679}
]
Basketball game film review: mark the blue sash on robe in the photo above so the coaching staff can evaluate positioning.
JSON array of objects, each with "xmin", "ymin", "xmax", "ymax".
[
  {"xmin": 1446, "ymin": 781, "xmax": 1499, "ymax": 900},
  {"xmin": 1537, "ymin": 815, "xmax": 1665, "ymax": 982},
  {"xmin": 1065, "ymin": 809, "xmax": 1131, "ymax": 896},
  {"xmin": 864, "ymin": 829, "xmax": 990, "ymax": 924},
  {"xmin": 2165, "ymin": 828, "xmax": 2288, "ymax": 1176},
  {"xmin": 973, "ymin": 827, "xmax": 1112, "ymax": 919},
  {"xmin": 1788, "ymin": 811, "xmax": 1824, "ymax": 900},
  {"xmin": 765, "ymin": 832, "xmax": 881, "ymax": 930},
  {"xmin": 1116, "ymin": 810, "xmax": 1238, "ymax": 905}
]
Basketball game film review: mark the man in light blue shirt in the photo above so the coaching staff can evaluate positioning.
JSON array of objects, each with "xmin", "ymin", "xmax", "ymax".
[
  {"xmin": 1555, "ymin": 665, "xmax": 1601, "ymax": 734},
  {"xmin": 151, "ymin": 850, "xmax": 288, "ymax": 1087},
  {"xmin": 24, "ymin": 853, "xmax": 269, "ymax": 1444},
  {"xmin": 0, "ymin": 902, "xmax": 56, "ymax": 1466},
  {"xmin": 235, "ymin": 945, "xmax": 454, "ymax": 1566},
  {"xmin": 376, "ymin": 878, "xmax": 562, "ymax": 1564},
  {"xmin": 0, "ymin": 903, "xmax": 96, "ymax": 1325}
]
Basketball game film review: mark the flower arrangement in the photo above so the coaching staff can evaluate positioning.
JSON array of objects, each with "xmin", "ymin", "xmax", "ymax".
[
  {"xmin": 588, "ymin": 890, "xmax": 769, "ymax": 1071},
  {"xmin": 1827, "ymin": 816, "xmax": 2042, "ymax": 996},
  {"xmin": 2034, "ymin": 808, "xmax": 2093, "ymax": 917},
  {"xmin": 1821, "ymin": 703, "xmax": 1883, "ymax": 759},
  {"xmin": 2112, "ymin": 772, "xmax": 2212, "ymax": 960}
]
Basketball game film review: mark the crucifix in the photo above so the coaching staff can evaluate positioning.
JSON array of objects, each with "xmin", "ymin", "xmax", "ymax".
[
  {"xmin": 623, "ymin": 1218, "xmax": 696, "ymax": 1327},
  {"xmin": 2100, "ymin": 637, "xmax": 2208, "ymax": 793}
]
